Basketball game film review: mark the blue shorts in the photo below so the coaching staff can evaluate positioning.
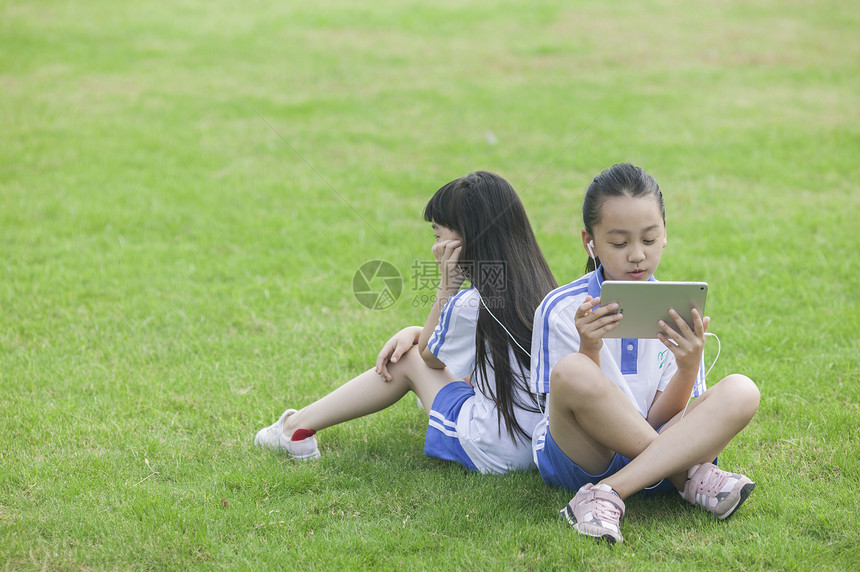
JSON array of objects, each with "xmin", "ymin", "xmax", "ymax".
[
  {"xmin": 535, "ymin": 424, "xmax": 678, "ymax": 496},
  {"xmin": 423, "ymin": 381, "xmax": 478, "ymax": 472}
]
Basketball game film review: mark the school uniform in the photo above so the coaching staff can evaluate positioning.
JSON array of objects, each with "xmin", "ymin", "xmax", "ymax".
[
  {"xmin": 425, "ymin": 287, "xmax": 543, "ymax": 474},
  {"xmin": 530, "ymin": 268, "xmax": 706, "ymax": 492}
]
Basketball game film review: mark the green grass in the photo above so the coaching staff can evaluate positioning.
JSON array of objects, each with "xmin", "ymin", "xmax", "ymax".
[{"xmin": 2, "ymin": 0, "xmax": 858, "ymax": 569}]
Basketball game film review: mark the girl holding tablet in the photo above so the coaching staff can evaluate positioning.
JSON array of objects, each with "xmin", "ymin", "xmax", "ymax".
[{"xmin": 530, "ymin": 163, "xmax": 760, "ymax": 543}]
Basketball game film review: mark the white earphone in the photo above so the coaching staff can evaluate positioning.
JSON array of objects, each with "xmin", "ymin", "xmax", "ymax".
[
  {"xmin": 457, "ymin": 264, "xmax": 530, "ymax": 357},
  {"xmin": 586, "ymin": 239, "xmax": 598, "ymax": 272}
]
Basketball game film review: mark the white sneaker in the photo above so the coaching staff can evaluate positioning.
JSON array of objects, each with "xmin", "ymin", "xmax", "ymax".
[{"xmin": 254, "ymin": 409, "xmax": 320, "ymax": 460}]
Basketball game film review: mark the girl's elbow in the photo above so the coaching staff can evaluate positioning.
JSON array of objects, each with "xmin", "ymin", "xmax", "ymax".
[
  {"xmin": 417, "ymin": 342, "xmax": 430, "ymax": 360},
  {"xmin": 420, "ymin": 346, "xmax": 445, "ymax": 369},
  {"xmin": 645, "ymin": 408, "xmax": 670, "ymax": 431}
]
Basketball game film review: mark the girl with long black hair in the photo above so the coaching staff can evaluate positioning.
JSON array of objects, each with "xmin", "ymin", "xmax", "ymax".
[{"xmin": 255, "ymin": 171, "xmax": 557, "ymax": 473}]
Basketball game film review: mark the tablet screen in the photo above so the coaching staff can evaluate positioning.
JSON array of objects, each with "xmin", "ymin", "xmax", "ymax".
[{"xmin": 599, "ymin": 281, "xmax": 708, "ymax": 339}]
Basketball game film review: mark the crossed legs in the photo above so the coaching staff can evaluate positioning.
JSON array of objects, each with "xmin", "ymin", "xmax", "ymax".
[{"xmin": 548, "ymin": 353, "xmax": 760, "ymax": 500}]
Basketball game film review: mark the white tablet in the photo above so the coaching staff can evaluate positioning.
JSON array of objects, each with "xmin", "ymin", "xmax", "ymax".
[{"xmin": 598, "ymin": 281, "xmax": 708, "ymax": 339}]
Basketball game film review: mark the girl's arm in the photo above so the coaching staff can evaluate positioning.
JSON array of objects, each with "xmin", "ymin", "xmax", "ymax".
[
  {"xmin": 419, "ymin": 239, "xmax": 465, "ymax": 368},
  {"xmin": 646, "ymin": 308, "xmax": 709, "ymax": 427},
  {"xmin": 417, "ymin": 288, "xmax": 455, "ymax": 369}
]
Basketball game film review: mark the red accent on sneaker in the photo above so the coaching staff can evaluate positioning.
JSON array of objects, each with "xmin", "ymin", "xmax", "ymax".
[{"xmin": 291, "ymin": 429, "xmax": 316, "ymax": 441}]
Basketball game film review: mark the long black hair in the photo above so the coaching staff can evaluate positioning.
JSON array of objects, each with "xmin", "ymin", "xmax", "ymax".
[
  {"xmin": 582, "ymin": 163, "xmax": 666, "ymax": 273},
  {"xmin": 424, "ymin": 171, "xmax": 557, "ymax": 442}
]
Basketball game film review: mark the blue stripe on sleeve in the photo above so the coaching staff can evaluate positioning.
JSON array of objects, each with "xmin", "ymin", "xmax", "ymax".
[
  {"xmin": 533, "ymin": 277, "xmax": 590, "ymax": 394},
  {"xmin": 429, "ymin": 288, "xmax": 472, "ymax": 357}
]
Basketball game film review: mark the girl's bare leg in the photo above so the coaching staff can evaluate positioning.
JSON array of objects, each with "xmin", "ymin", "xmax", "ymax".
[
  {"xmin": 549, "ymin": 354, "xmax": 760, "ymax": 498},
  {"xmin": 548, "ymin": 353, "xmax": 663, "ymax": 475},
  {"xmin": 283, "ymin": 347, "xmax": 456, "ymax": 434},
  {"xmin": 601, "ymin": 374, "xmax": 760, "ymax": 498}
]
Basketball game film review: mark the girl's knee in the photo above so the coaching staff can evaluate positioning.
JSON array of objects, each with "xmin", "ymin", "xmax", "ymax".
[
  {"xmin": 550, "ymin": 353, "xmax": 601, "ymax": 397},
  {"xmin": 718, "ymin": 373, "xmax": 761, "ymax": 417},
  {"xmin": 398, "ymin": 346, "xmax": 423, "ymax": 364},
  {"xmin": 384, "ymin": 347, "xmax": 429, "ymax": 384}
]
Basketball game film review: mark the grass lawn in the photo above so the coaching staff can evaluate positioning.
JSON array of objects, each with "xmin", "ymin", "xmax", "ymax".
[{"xmin": 1, "ymin": 0, "xmax": 858, "ymax": 569}]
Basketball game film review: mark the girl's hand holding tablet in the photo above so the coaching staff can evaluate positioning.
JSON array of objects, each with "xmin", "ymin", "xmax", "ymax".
[
  {"xmin": 575, "ymin": 295, "xmax": 621, "ymax": 358},
  {"xmin": 657, "ymin": 308, "xmax": 710, "ymax": 378}
]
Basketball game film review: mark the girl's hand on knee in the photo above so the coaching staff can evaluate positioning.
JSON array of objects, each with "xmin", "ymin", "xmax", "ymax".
[
  {"xmin": 657, "ymin": 308, "xmax": 710, "ymax": 376},
  {"xmin": 575, "ymin": 295, "xmax": 622, "ymax": 354},
  {"xmin": 376, "ymin": 327, "xmax": 420, "ymax": 381}
]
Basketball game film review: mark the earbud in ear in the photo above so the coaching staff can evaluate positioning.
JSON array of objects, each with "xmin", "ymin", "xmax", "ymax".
[{"xmin": 586, "ymin": 240, "xmax": 596, "ymax": 259}]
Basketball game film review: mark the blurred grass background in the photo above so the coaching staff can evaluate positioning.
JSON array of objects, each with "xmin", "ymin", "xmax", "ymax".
[{"xmin": 1, "ymin": 0, "xmax": 858, "ymax": 568}]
